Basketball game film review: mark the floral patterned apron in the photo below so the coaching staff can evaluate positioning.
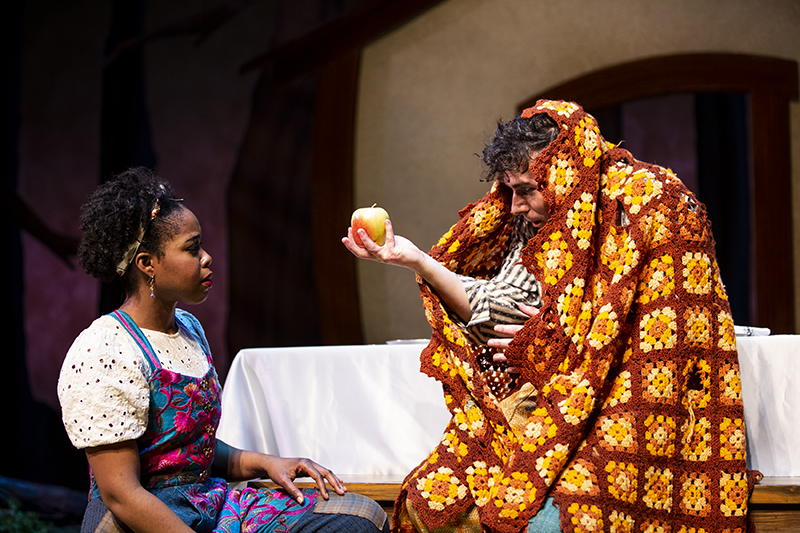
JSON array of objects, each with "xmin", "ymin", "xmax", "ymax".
[{"xmin": 85, "ymin": 309, "xmax": 317, "ymax": 533}]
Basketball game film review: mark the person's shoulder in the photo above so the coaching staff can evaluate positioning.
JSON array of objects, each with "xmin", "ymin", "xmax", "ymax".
[
  {"xmin": 70, "ymin": 315, "xmax": 140, "ymax": 352},
  {"xmin": 70, "ymin": 314, "xmax": 128, "ymax": 345},
  {"xmin": 175, "ymin": 308, "xmax": 209, "ymax": 349},
  {"xmin": 175, "ymin": 308, "xmax": 202, "ymax": 332},
  {"xmin": 61, "ymin": 314, "xmax": 141, "ymax": 374}
]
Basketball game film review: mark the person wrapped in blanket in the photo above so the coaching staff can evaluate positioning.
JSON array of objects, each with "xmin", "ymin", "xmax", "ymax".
[
  {"xmin": 343, "ymin": 100, "xmax": 758, "ymax": 533},
  {"xmin": 59, "ymin": 167, "xmax": 389, "ymax": 533}
]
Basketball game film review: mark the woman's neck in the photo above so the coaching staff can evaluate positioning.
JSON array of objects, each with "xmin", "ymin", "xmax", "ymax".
[{"xmin": 119, "ymin": 295, "xmax": 178, "ymax": 334}]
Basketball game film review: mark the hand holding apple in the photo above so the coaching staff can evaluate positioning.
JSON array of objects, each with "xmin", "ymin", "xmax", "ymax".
[
  {"xmin": 344, "ymin": 209, "xmax": 471, "ymax": 320},
  {"xmin": 350, "ymin": 204, "xmax": 390, "ymax": 247},
  {"xmin": 343, "ymin": 208, "xmax": 427, "ymax": 273}
]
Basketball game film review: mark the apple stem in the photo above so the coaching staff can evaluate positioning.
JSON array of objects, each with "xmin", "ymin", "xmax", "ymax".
[{"xmin": 371, "ymin": 203, "xmax": 376, "ymax": 208}]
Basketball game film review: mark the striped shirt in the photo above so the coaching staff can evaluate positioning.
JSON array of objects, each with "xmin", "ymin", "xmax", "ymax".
[{"xmin": 456, "ymin": 218, "xmax": 542, "ymax": 345}]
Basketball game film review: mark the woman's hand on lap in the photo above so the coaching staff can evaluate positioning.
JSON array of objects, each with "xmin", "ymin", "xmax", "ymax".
[
  {"xmin": 263, "ymin": 455, "xmax": 346, "ymax": 504},
  {"xmin": 214, "ymin": 441, "xmax": 345, "ymax": 503}
]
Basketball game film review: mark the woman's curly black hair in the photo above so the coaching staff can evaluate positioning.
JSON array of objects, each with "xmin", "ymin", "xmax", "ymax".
[
  {"xmin": 481, "ymin": 113, "xmax": 559, "ymax": 181},
  {"xmin": 77, "ymin": 167, "xmax": 183, "ymax": 292}
]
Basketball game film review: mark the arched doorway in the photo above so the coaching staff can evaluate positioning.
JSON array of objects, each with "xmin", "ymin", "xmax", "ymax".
[{"xmin": 519, "ymin": 53, "xmax": 798, "ymax": 334}]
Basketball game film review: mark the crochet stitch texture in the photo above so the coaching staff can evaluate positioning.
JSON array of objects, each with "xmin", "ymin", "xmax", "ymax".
[{"xmin": 394, "ymin": 101, "xmax": 757, "ymax": 533}]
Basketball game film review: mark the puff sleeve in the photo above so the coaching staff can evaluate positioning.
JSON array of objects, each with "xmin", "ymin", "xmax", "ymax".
[{"xmin": 57, "ymin": 315, "xmax": 151, "ymax": 449}]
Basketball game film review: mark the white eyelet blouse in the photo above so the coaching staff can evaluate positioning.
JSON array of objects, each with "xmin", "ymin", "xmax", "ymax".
[{"xmin": 57, "ymin": 314, "xmax": 210, "ymax": 449}]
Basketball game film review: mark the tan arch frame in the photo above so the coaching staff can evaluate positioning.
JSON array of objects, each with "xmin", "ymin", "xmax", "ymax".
[
  {"xmin": 519, "ymin": 53, "xmax": 798, "ymax": 334},
  {"xmin": 311, "ymin": 52, "xmax": 798, "ymax": 343}
]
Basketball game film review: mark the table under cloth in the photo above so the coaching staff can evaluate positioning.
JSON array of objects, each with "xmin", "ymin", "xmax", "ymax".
[
  {"xmin": 217, "ymin": 342, "xmax": 450, "ymax": 482},
  {"xmin": 737, "ymin": 335, "xmax": 800, "ymax": 477},
  {"xmin": 217, "ymin": 335, "xmax": 800, "ymax": 481}
]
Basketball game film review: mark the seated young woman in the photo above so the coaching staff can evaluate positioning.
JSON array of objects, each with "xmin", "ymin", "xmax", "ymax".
[{"xmin": 58, "ymin": 167, "xmax": 389, "ymax": 533}]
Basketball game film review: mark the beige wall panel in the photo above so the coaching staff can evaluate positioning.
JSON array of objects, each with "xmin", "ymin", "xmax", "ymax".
[{"xmin": 355, "ymin": 0, "xmax": 800, "ymax": 343}]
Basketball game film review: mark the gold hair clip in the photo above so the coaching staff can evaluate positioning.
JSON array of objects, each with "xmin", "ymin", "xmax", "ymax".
[{"xmin": 115, "ymin": 189, "xmax": 168, "ymax": 276}]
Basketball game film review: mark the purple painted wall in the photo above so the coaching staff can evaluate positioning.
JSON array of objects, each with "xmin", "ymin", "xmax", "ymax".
[{"xmin": 17, "ymin": 0, "xmax": 274, "ymax": 409}]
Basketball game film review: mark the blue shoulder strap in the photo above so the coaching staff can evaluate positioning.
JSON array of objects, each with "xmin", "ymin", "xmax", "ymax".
[
  {"xmin": 109, "ymin": 310, "xmax": 161, "ymax": 371},
  {"xmin": 109, "ymin": 309, "xmax": 213, "ymax": 371},
  {"xmin": 174, "ymin": 308, "xmax": 213, "ymax": 366}
]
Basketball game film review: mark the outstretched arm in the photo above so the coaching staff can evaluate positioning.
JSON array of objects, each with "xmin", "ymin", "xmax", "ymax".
[
  {"xmin": 343, "ymin": 219, "xmax": 471, "ymax": 321},
  {"xmin": 213, "ymin": 440, "xmax": 346, "ymax": 504},
  {"xmin": 85, "ymin": 441, "xmax": 194, "ymax": 533}
]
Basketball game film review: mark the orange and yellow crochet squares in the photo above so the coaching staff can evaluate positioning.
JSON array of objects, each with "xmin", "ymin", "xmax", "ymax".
[{"xmin": 393, "ymin": 101, "xmax": 758, "ymax": 533}]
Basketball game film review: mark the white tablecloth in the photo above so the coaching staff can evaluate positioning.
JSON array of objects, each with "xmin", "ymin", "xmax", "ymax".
[
  {"xmin": 217, "ymin": 343, "xmax": 450, "ymax": 480},
  {"xmin": 218, "ymin": 336, "xmax": 800, "ymax": 480},
  {"xmin": 737, "ymin": 335, "xmax": 800, "ymax": 476}
]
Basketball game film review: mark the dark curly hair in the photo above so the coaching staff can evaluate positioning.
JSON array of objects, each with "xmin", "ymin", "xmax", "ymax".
[
  {"xmin": 481, "ymin": 113, "xmax": 559, "ymax": 181},
  {"xmin": 77, "ymin": 167, "xmax": 183, "ymax": 294}
]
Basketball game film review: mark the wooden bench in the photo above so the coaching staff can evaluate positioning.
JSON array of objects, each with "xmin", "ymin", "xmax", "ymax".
[
  {"xmin": 749, "ymin": 476, "xmax": 800, "ymax": 531},
  {"xmin": 253, "ymin": 476, "xmax": 800, "ymax": 530}
]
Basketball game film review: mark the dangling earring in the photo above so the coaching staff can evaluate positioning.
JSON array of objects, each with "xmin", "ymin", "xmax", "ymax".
[{"xmin": 149, "ymin": 276, "xmax": 155, "ymax": 299}]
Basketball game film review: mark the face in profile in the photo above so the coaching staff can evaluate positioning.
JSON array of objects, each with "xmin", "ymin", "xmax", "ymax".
[
  {"xmin": 503, "ymin": 150, "xmax": 550, "ymax": 227},
  {"xmin": 149, "ymin": 206, "xmax": 213, "ymax": 305}
]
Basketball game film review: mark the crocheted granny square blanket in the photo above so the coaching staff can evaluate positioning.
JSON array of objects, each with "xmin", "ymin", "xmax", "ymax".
[{"xmin": 395, "ymin": 100, "xmax": 757, "ymax": 533}]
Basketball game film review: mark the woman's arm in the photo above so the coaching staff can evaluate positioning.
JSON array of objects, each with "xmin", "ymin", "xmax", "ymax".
[
  {"xmin": 85, "ymin": 441, "xmax": 194, "ymax": 533},
  {"xmin": 343, "ymin": 220, "xmax": 471, "ymax": 321},
  {"xmin": 213, "ymin": 440, "xmax": 346, "ymax": 504}
]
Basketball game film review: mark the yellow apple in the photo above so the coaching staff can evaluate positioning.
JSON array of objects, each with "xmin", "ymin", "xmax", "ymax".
[{"xmin": 351, "ymin": 204, "xmax": 389, "ymax": 246}]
